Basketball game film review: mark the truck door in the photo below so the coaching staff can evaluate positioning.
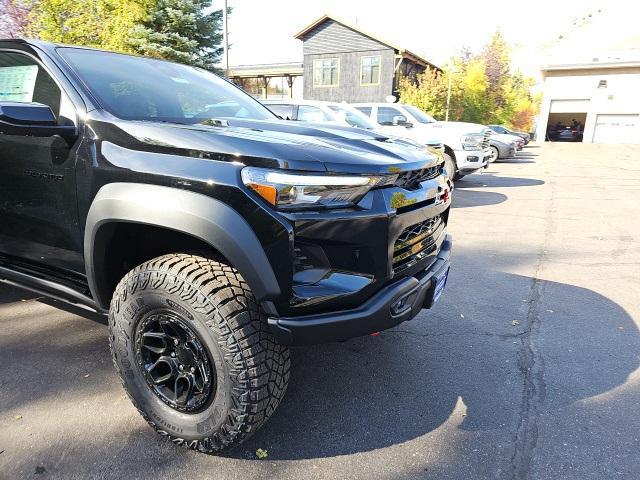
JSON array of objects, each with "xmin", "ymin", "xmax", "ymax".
[{"xmin": 0, "ymin": 49, "xmax": 84, "ymax": 274}]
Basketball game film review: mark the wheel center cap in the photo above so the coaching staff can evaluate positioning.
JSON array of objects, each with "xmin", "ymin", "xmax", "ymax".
[{"xmin": 175, "ymin": 344, "xmax": 196, "ymax": 367}]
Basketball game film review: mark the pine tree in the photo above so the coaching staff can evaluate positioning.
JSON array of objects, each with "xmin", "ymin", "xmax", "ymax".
[{"xmin": 128, "ymin": 0, "xmax": 225, "ymax": 72}]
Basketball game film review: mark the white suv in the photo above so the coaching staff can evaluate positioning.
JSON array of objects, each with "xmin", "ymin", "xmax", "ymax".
[
  {"xmin": 262, "ymin": 99, "xmax": 379, "ymax": 131},
  {"xmin": 352, "ymin": 103, "xmax": 491, "ymax": 180}
]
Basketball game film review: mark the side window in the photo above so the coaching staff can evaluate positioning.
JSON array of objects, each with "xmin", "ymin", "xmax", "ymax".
[
  {"xmin": 360, "ymin": 55, "xmax": 381, "ymax": 85},
  {"xmin": 266, "ymin": 104, "xmax": 295, "ymax": 120},
  {"xmin": 354, "ymin": 106, "xmax": 372, "ymax": 117},
  {"xmin": 297, "ymin": 105, "xmax": 332, "ymax": 123},
  {"xmin": 377, "ymin": 106, "xmax": 403, "ymax": 125},
  {"xmin": 0, "ymin": 51, "xmax": 62, "ymax": 117},
  {"xmin": 312, "ymin": 58, "xmax": 339, "ymax": 87}
]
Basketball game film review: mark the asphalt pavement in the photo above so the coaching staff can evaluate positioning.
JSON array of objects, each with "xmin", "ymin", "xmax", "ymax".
[{"xmin": 1, "ymin": 143, "xmax": 639, "ymax": 479}]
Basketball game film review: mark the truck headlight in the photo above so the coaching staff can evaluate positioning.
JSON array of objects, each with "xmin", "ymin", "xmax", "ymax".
[
  {"xmin": 241, "ymin": 167, "xmax": 393, "ymax": 210},
  {"xmin": 461, "ymin": 134, "xmax": 483, "ymax": 151}
]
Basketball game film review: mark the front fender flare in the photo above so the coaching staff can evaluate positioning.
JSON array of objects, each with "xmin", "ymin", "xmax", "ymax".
[{"xmin": 84, "ymin": 183, "xmax": 281, "ymax": 309}]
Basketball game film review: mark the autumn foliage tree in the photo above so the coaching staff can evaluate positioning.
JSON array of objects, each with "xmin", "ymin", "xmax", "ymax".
[
  {"xmin": 398, "ymin": 31, "xmax": 540, "ymax": 131},
  {"xmin": 0, "ymin": 0, "xmax": 35, "ymax": 38},
  {"xmin": 10, "ymin": 0, "xmax": 225, "ymax": 71}
]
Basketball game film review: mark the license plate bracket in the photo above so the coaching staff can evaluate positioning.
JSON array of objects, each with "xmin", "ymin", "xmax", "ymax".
[{"xmin": 431, "ymin": 268, "xmax": 449, "ymax": 305}]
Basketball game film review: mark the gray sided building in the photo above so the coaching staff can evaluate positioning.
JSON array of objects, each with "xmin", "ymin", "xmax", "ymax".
[{"xmin": 294, "ymin": 15, "xmax": 439, "ymax": 103}]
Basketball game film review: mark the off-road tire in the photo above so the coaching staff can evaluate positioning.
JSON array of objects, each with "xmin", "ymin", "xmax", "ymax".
[{"xmin": 108, "ymin": 253, "xmax": 290, "ymax": 454}]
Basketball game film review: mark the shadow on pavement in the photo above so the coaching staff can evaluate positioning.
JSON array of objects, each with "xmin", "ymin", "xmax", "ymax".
[
  {"xmin": 456, "ymin": 174, "xmax": 544, "ymax": 189},
  {"xmin": 0, "ymin": 253, "xmax": 637, "ymax": 472},
  {"xmin": 232, "ymin": 265, "xmax": 639, "ymax": 460},
  {"xmin": 451, "ymin": 173, "xmax": 544, "ymax": 209},
  {"xmin": 495, "ymin": 157, "xmax": 536, "ymax": 163},
  {"xmin": 452, "ymin": 188, "xmax": 508, "ymax": 208}
]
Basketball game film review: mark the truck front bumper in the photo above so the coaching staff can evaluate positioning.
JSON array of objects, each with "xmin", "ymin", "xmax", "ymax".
[
  {"xmin": 454, "ymin": 149, "xmax": 491, "ymax": 174},
  {"xmin": 268, "ymin": 235, "xmax": 452, "ymax": 345}
]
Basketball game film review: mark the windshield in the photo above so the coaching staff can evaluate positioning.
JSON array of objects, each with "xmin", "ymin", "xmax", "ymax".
[
  {"xmin": 58, "ymin": 48, "xmax": 275, "ymax": 124},
  {"xmin": 402, "ymin": 105, "xmax": 436, "ymax": 124},
  {"xmin": 328, "ymin": 105, "xmax": 377, "ymax": 129}
]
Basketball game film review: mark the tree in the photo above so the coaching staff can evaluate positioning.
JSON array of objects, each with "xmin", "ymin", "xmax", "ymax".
[
  {"xmin": 128, "ymin": 0, "xmax": 225, "ymax": 72},
  {"xmin": 25, "ymin": 0, "xmax": 225, "ymax": 72},
  {"xmin": 27, "ymin": 0, "xmax": 148, "ymax": 50},
  {"xmin": 397, "ymin": 67, "xmax": 448, "ymax": 119},
  {"xmin": 480, "ymin": 30, "xmax": 510, "ymax": 114},
  {"xmin": 397, "ymin": 30, "xmax": 539, "ymax": 127},
  {"xmin": 0, "ymin": 0, "xmax": 35, "ymax": 38},
  {"xmin": 457, "ymin": 57, "xmax": 489, "ymax": 124}
]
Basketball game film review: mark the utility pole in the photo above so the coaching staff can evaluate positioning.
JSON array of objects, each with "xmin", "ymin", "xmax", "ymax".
[
  {"xmin": 222, "ymin": 0, "xmax": 229, "ymax": 78},
  {"xmin": 445, "ymin": 64, "xmax": 452, "ymax": 122}
]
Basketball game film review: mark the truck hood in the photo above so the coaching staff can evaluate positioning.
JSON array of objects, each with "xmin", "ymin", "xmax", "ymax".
[{"xmin": 93, "ymin": 112, "xmax": 440, "ymax": 175}]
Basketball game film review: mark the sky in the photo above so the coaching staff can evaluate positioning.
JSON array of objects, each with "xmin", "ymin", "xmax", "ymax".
[{"xmin": 213, "ymin": 0, "xmax": 640, "ymax": 80}]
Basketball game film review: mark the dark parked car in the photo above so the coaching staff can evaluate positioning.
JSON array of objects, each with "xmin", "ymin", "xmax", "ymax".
[
  {"xmin": 547, "ymin": 123, "xmax": 582, "ymax": 142},
  {"xmin": 488, "ymin": 124, "xmax": 531, "ymax": 144},
  {"xmin": 0, "ymin": 40, "xmax": 452, "ymax": 453}
]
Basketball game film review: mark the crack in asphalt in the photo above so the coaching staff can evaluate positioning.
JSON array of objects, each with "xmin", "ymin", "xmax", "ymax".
[
  {"xmin": 387, "ymin": 329, "xmax": 529, "ymax": 340},
  {"xmin": 509, "ymin": 169, "xmax": 555, "ymax": 480},
  {"xmin": 510, "ymin": 275, "xmax": 547, "ymax": 480}
]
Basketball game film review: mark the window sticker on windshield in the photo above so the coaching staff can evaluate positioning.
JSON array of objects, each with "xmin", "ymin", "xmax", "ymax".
[{"xmin": 0, "ymin": 65, "xmax": 39, "ymax": 102}]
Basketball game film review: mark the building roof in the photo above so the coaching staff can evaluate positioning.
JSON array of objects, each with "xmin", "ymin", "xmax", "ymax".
[
  {"xmin": 293, "ymin": 14, "xmax": 440, "ymax": 71},
  {"xmin": 228, "ymin": 62, "xmax": 303, "ymax": 78},
  {"xmin": 541, "ymin": 49, "xmax": 640, "ymax": 72}
]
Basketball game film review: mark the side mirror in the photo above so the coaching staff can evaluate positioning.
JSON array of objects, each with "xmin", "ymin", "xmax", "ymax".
[
  {"xmin": 392, "ymin": 114, "xmax": 408, "ymax": 126},
  {"xmin": 0, "ymin": 102, "xmax": 76, "ymax": 139},
  {"xmin": 0, "ymin": 102, "xmax": 57, "ymax": 125}
]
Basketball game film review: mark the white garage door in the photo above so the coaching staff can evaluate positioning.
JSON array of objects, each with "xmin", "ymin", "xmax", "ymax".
[
  {"xmin": 592, "ymin": 114, "xmax": 639, "ymax": 144},
  {"xmin": 549, "ymin": 99, "xmax": 590, "ymax": 113}
]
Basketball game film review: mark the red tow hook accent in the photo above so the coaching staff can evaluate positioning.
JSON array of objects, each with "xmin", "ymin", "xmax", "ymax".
[
  {"xmin": 438, "ymin": 187, "xmax": 450, "ymax": 204},
  {"xmin": 370, "ymin": 332, "xmax": 380, "ymax": 337}
]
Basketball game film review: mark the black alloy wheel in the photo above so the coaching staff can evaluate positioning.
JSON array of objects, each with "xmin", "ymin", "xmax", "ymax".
[{"xmin": 135, "ymin": 311, "xmax": 215, "ymax": 413}]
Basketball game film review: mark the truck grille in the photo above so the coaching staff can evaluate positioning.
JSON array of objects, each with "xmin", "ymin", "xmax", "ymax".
[
  {"xmin": 395, "ymin": 162, "xmax": 444, "ymax": 190},
  {"xmin": 393, "ymin": 215, "xmax": 443, "ymax": 273},
  {"xmin": 482, "ymin": 130, "xmax": 491, "ymax": 149}
]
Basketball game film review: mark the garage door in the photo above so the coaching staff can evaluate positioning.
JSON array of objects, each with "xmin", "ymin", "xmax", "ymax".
[
  {"xmin": 549, "ymin": 99, "xmax": 590, "ymax": 113},
  {"xmin": 592, "ymin": 114, "xmax": 639, "ymax": 144}
]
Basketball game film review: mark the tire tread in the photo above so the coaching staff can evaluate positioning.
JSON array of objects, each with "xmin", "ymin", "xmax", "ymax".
[{"xmin": 108, "ymin": 253, "xmax": 290, "ymax": 454}]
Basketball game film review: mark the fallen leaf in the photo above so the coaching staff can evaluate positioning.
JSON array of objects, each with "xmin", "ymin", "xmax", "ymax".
[
  {"xmin": 83, "ymin": 374, "xmax": 90, "ymax": 378},
  {"xmin": 14, "ymin": 415, "xmax": 22, "ymax": 420},
  {"xmin": 255, "ymin": 448, "xmax": 268, "ymax": 460},
  {"xmin": 546, "ymin": 309, "xmax": 554, "ymax": 313},
  {"xmin": 460, "ymin": 314, "xmax": 465, "ymax": 319},
  {"xmin": 617, "ymin": 326, "xmax": 624, "ymax": 330},
  {"xmin": 512, "ymin": 320, "xmax": 520, "ymax": 326}
]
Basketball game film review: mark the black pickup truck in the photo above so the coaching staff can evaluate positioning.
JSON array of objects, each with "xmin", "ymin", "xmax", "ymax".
[{"xmin": 0, "ymin": 39, "xmax": 452, "ymax": 453}]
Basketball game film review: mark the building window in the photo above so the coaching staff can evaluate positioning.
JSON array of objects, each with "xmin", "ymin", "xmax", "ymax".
[
  {"xmin": 360, "ymin": 55, "xmax": 381, "ymax": 85},
  {"xmin": 313, "ymin": 58, "xmax": 339, "ymax": 87}
]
